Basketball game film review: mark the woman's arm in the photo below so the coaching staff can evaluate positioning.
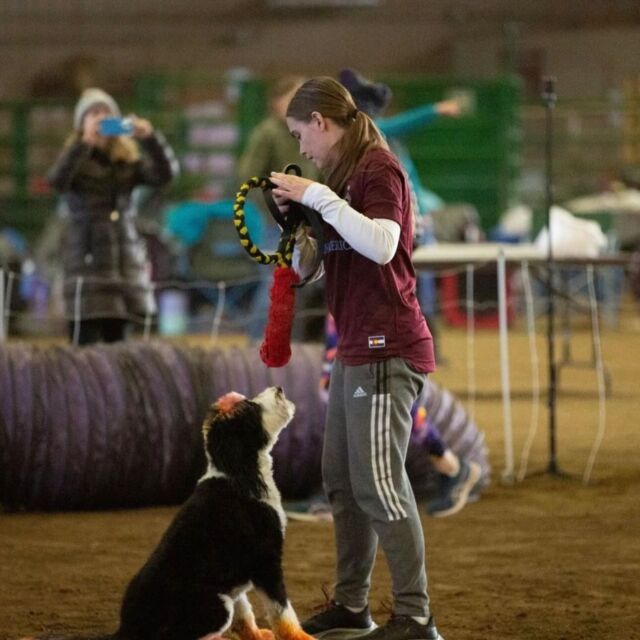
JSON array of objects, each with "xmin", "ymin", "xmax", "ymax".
[
  {"xmin": 136, "ymin": 131, "xmax": 180, "ymax": 187},
  {"xmin": 302, "ymin": 183, "xmax": 400, "ymax": 264},
  {"xmin": 376, "ymin": 99, "xmax": 461, "ymax": 138},
  {"xmin": 270, "ymin": 174, "xmax": 400, "ymax": 265}
]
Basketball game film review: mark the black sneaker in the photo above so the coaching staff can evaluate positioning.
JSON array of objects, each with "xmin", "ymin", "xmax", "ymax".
[
  {"xmin": 426, "ymin": 460, "xmax": 481, "ymax": 518},
  {"xmin": 302, "ymin": 600, "xmax": 377, "ymax": 639},
  {"xmin": 364, "ymin": 615, "xmax": 443, "ymax": 640}
]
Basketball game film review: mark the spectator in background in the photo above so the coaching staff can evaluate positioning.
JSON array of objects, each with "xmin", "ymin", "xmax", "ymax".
[
  {"xmin": 237, "ymin": 76, "xmax": 324, "ymax": 342},
  {"xmin": 339, "ymin": 68, "xmax": 462, "ymax": 233},
  {"xmin": 320, "ymin": 312, "xmax": 481, "ymax": 518},
  {"xmin": 237, "ymin": 75, "xmax": 320, "ymax": 184},
  {"xmin": 48, "ymin": 87, "xmax": 178, "ymax": 345}
]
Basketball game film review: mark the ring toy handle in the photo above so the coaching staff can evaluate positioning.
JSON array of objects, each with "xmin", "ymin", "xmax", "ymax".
[{"xmin": 233, "ymin": 176, "xmax": 297, "ymax": 267}]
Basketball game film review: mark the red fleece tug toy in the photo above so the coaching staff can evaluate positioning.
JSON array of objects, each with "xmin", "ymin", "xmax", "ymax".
[
  {"xmin": 233, "ymin": 169, "xmax": 322, "ymax": 368},
  {"xmin": 260, "ymin": 265, "xmax": 300, "ymax": 367}
]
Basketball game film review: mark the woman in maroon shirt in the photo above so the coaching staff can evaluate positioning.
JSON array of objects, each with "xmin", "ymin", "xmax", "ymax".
[{"xmin": 270, "ymin": 77, "xmax": 444, "ymax": 640}]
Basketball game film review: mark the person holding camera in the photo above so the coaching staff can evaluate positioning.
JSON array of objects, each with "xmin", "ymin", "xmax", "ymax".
[{"xmin": 48, "ymin": 88, "xmax": 178, "ymax": 345}]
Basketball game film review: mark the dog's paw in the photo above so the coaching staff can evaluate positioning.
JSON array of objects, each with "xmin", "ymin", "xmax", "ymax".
[
  {"xmin": 226, "ymin": 624, "xmax": 274, "ymax": 640},
  {"xmin": 290, "ymin": 630, "xmax": 316, "ymax": 640},
  {"xmin": 272, "ymin": 623, "xmax": 316, "ymax": 640}
]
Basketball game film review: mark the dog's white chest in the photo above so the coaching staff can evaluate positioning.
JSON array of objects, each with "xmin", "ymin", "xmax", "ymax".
[{"xmin": 260, "ymin": 456, "xmax": 287, "ymax": 530}]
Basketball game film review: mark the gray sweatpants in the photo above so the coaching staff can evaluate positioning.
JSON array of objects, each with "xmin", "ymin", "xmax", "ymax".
[{"xmin": 322, "ymin": 357, "xmax": 430, "ymax": 618}]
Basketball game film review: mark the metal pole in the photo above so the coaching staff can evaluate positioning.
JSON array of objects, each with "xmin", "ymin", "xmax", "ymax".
[
  {"xmin": 497, "ymin": 249, "xmax": 514, "ymax": 482},
  {"xmin": 0, "ymin": 268, "xmax": 5, "ymax": 341},
  {"xmin": 465, "ymin": 263, "xmax": 476, "ymax": 423},
  {"xmin": 542, "ymin": 76, "xmax": 559, "ymax": 474}
]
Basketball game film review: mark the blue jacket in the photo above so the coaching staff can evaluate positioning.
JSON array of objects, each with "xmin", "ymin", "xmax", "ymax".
[{"xmin": 377, "ymin": 104, "xmax": 445, "ymax": 218}]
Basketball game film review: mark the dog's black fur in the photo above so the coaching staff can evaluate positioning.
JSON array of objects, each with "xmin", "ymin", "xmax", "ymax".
[{"xmin": 25, "ymin": 387, "xmax": 313, "ymax": 640}]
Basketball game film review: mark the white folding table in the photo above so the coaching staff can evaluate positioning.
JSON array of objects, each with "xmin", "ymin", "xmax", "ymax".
[{"xmin": 413, "ymin": 242, "xmax": 630, "ymax": 483}]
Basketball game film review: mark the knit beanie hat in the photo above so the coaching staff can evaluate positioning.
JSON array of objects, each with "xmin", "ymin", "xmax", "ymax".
[
  {"xmin": 73, "ymin": 88, "xmax": 121, "ymax": 130},
  {"xmin": 338, "ymin": 68, "xmax": 392, "ymax": 118}
]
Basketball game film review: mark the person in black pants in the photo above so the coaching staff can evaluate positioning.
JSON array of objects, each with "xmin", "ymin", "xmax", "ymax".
[{"xmin": 48, "ymin": 87, "xmax": 178, "ymax": 345}]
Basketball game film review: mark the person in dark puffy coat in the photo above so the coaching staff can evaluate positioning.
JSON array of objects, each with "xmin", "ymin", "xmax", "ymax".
[{"xmin": 48, "ymin": 87, "xmax": 178, "ymax": 345}]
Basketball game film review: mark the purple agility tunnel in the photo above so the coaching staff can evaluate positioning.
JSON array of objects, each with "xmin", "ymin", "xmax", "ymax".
[{"xmin": 0, "ymin": 342, "xmax": 489, "ymax": 511}]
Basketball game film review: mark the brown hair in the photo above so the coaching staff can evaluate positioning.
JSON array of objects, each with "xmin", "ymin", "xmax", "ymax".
[
  {"xmin": 286, "ymin": 76, "xmax": 387, "ymax": 195},
  {"xmin": 269, "ymin": 75, "xmax": 307, "ymax": 102}
]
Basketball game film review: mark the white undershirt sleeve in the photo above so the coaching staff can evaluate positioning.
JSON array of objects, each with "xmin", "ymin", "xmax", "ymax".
[{"xmin": 301, "ymin": 182, "xmax": 401, "ymax": 264}]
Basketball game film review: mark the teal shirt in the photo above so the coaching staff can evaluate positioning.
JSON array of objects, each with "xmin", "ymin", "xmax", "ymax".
[{"xmin": 376, "ymin": 104, "xmax": 444, "ymax": 217}]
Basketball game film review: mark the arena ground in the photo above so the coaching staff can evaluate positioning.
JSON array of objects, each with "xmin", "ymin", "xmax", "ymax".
[{"xmin": 1, "ymin": 313, "xmax": 639, "ymax": 640}]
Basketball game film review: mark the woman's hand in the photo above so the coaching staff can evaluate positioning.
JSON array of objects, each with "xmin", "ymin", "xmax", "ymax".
[
  {"xmin": 271, "ymin": 190, "xmax": 290, "ymax": 215},
  {"xmin": 435, "ymin": 99, "xmax": 462, "ymax": 118},
  {"xmin": 270, "ymin": 172, "xmax": 314, "ymax": 204},
  {"xmin": 130, "ymin": 115, "xmax": 154, "ymax": 139}
]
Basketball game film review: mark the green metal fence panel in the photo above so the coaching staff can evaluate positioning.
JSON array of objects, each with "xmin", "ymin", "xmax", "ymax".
[
  {"xmin": 380, "ymin": 74, "xmax": 522, "ymax": 231},
  {"xmin": 0, "ymin": 74, "xmax": 521, "ymax": 243},
  {"xmin": 0, "ymin": 100, "xmax": 72, "ymax": 240}
]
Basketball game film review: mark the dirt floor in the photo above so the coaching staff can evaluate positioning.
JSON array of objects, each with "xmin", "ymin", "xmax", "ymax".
[{"xmin": 1, "ymin": 312, "xmax": 640, "ymax": 640}]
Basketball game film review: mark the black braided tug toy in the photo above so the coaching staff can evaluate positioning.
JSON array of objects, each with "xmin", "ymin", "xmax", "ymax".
[{"xmin": 233, "ymin": 164, "xmax": 323, "ymax": 367}]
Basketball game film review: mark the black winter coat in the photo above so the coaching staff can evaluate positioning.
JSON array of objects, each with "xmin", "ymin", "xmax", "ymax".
[{"xmin": 47, "ymin": 133, "xmax": 176, "ymax": 321}]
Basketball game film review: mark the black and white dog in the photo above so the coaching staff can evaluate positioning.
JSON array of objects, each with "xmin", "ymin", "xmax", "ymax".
[{"xmin": 24, "ymin": 387, "xmax": 314, "ymax": 640}]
